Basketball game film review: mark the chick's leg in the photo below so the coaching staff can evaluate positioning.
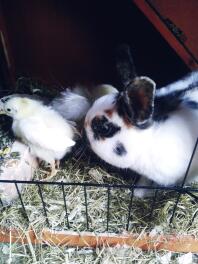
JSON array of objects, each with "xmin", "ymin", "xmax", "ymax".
[
  {"xmin": 55, "ymin": 160, "xmax": 60, "ymax": 169},
  {"xmin": 44, "ymin": 160, "xmax": 57, "ymax": 180},
  {"xmin": 50, "ymin": 160, "xmax": 57, "ymax": 177}
]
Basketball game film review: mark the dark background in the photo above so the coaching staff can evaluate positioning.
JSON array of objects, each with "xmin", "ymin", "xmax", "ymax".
[{"xmin": 0, "ymin": 0, "xmax": 189, "ymax": 90}]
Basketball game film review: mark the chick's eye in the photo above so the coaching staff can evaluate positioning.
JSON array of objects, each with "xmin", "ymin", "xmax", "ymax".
[
  {"xmin": 6, "ymin": 108, "xmax": 11, "ymax": 112},
  {"xmin": 91, "ymin": 115, "xmax": 121, "ymax": 139}
]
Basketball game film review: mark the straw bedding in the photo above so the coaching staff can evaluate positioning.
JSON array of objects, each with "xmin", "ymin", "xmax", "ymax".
[{"xmin": 0, "ymin": 79, "xmax": 197, "ymax": 263}]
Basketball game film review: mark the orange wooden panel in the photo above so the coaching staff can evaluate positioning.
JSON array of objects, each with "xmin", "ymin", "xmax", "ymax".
[
  {"xmin": 134, "ymin": 0, "xmax": 198, "ymax": 69},
  {"xmin": 0, "ymin": 228, "xmax": 198, "ymax": 253},
  {"xmin": 149, "ymin": 0, "xmax": 198, "ymax": 61},
  {"xmin": 41, "ymin": 230, "xmax": 198, "ymax": 252}
]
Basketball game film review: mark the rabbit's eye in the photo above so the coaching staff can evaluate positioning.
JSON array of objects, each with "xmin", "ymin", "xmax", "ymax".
[{"xmin": 91, "ymin": 116, "xmax": 121, "ymax": 139}]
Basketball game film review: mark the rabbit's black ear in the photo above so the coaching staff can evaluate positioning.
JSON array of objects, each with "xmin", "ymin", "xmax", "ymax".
[
  {"xmin": 115, "ymin": 44, "xmax": 137, "ymax": 88},
  {"xmin": 118, "ymin": 76, "xmax": 156, "ymax": 128}
]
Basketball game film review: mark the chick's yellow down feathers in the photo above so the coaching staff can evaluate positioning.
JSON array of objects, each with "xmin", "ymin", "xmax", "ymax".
[{"xmin": 0, "ymin": 96, "xmax": 76, "ymax": 177}]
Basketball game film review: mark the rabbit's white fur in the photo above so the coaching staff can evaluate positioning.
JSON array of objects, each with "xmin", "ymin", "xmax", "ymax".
[
  {"xmin": 156, "ymin": 71, "xmax": 198, "ymax": 97},
  {"xmin": 51, "ymin": 90, "xmax": 91, "ymax": 121},
  {"xmin": 85, "ymin": 73, "xmax": 198, "ymax": 190},
  {"xmin": 51, "ymin": 85, "xmax": 118, "ymax": 122}
]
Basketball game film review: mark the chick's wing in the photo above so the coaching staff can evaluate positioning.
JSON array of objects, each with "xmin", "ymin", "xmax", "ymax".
[{"xmin": 18, "ymin": 118, "xmax": 75, "ymax": 152}]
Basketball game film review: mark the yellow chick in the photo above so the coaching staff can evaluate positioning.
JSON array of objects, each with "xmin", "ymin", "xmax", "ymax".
[{"xmin": 0, "ymin": 95, "xmax": 75, "ymax": 178}]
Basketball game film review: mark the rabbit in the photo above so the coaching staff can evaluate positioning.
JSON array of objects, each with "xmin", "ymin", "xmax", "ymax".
[
  {"xmin": 51, "ymin": 88, "xmax": 91, "ymax": 122},
  {"xmin": 84, "ymin": 44, "xmax": 198, "ymax": 197},
  {"xmin": 51, "ymin": 85, "xmax": 118, "ymax": 123}
]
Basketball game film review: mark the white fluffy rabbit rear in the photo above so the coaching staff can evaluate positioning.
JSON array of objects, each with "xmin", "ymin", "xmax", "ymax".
[
  {"xmin": 84, "ymin": 44, "xmax": 198, "ymax": 196},
  {"xmin": 51, "ymin": 85, "xmax": 118, "ymax": 122}
]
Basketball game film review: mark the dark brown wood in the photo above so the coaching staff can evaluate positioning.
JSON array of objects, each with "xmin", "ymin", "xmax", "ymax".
[
  {"xmin": 0, "ymin": 1, "xmax": 15, "ymax": 87},
  {"xmin": 0, "ymin": 0, "xmax": 115, "ymax": 86},
  {"xmin": 0, "ymin": 0, "xmax": 189, "ymax": 88}
]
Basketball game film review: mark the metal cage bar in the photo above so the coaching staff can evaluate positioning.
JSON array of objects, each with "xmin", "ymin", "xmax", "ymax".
[
  {"xmin": 126, "ymin": 187, "xmax": 134, "ymax": 231},
  {"xmin": 84, "ymin": 185, "xmax": 89, "ymax": 230},
  {"xmin": 149, "ymin": 190, "xmax": 158, "ymax": 219},
  {"xmin": 61, "ymin": 181, "xmax": 70, "ymax": 229},
  {"xmin": 0, "ymin": 178, "xmax": 195, "ymax": 232},
  {"xmin": 170, "ymin": 137, "xmax": 198, "ymax": 223},
  {"xmin": 37, "ymin": 183, "xmax": 50, "ymax": 227},
  {"xmin": 106, "ymin": 186, "xmax": 111, "ymax": 231},
  {"xmin": 14, "ymin": 182, "xmax": 29, "ymax": 222}
]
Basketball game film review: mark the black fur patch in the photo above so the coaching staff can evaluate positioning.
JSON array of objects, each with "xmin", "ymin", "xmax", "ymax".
[
  {"xmin": 91, "ymin": 116, "xmax": 121, "ymax": 140},
  {"xmin": 1, "ymin": 97, "xmax": 10, "ymax": 103},
  {"xmin": 115, "ymin": 44, "xmax": 137, "ymax": 88},
  {"xmin": 154, "ymin": 72, "xmax": 198, "ymax": 121},
  {"xmin": 153, "ymin": 93, "xmax": 181, "ymax": 122},
  {"xmin": 154, "ymin": 89, "xmax": 198, "ymax": 122},
  {"xmin": 116, "ymin": 92, "xmax": 133, "ymax": 126},
  {"xmin": 184, "ymin": 100, "xmax": 198, "ymax": 109},
  {"xmin": 114, "ymin": 142, "xmax": 127, "ymax": 156}
]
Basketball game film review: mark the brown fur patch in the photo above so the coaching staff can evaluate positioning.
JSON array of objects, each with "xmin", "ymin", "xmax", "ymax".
[
  {"xmin": 105, "ymin": 106, "xmax": 132, "ymax": 128},
  {"xmin": 105, "ymin": 109, "xmax": 114, "ymax": 117},
  {"xmin": 138, "ymin": 90, "xmax": 150, "ymax": 110},
  {"xmin": 123, "ymin": 116, "xmax": 133, "ymax": 128}
]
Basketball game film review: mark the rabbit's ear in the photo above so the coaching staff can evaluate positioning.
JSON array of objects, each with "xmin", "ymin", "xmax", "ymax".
[
  {"xmin": 118, "ymin": 76, "xmax": 156, "ymax": 128},
  {"xmin": 115, "ymin": 44, "xmax": 137, "ymax": 88}
]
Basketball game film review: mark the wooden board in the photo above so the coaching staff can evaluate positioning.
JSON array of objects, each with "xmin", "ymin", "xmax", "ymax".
[
  {"xmin": 134, "ymin": 0, "xmax": 198, "ymax": 70},
  {"xmin": 0, "ymin": 228, "xmax": 198, "ymax": 253}
]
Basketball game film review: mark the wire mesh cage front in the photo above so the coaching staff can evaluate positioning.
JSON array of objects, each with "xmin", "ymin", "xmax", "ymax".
[
  {"xmin": 0, "ymin": 134, "xmax": 197, "ymax": 236},
  {"xmin": 0, "ymin": 175, "xmax": 198, "ymax": 235},
  {"xmin": 0, "ymin": 133, "xmax": 198, "ymax": 259}
]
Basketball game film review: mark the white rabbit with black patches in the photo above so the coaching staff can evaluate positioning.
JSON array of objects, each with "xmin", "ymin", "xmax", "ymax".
[{"xmin": 85, "ymin": 44, "xmax": 198, "ymax": 197}]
